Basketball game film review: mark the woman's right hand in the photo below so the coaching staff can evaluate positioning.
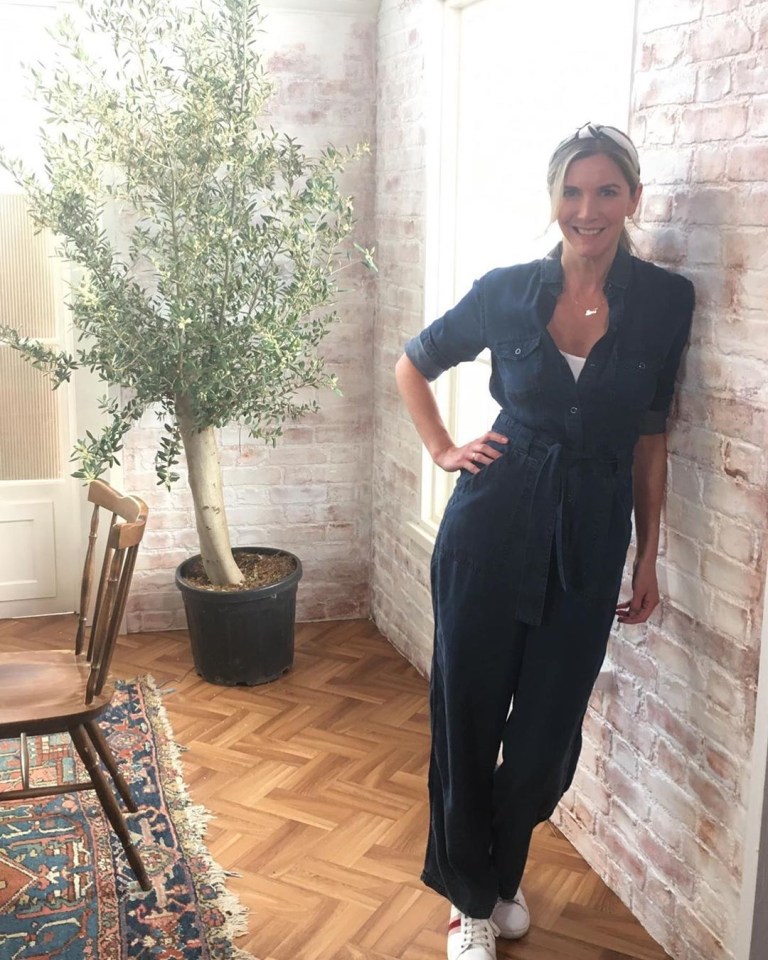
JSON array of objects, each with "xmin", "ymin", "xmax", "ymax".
[{"xmin": 433, "ymin": 431, "xmax": 509, "ymax": 475}]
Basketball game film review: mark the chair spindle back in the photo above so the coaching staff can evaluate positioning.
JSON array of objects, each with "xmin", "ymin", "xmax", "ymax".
[{"xmin": 71, "ymin": 480, "xmax": 148, "ymax": 704}]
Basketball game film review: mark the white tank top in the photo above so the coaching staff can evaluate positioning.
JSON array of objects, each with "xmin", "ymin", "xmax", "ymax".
[{"xmin": 560, "ymin": 350, "xmax": 587, "ymax": 382}]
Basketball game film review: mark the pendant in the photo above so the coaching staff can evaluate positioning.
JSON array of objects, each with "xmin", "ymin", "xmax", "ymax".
[{"xmin": 585, "ymin": 308, "xmax": 598, "ymax": 317}]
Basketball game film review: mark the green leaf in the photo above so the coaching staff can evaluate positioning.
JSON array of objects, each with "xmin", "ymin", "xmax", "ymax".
[{"xmin": 0, "ymin": 0, "xmax": 368, "ymax": 491}]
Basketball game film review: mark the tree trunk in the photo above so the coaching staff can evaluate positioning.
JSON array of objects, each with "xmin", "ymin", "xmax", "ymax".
[{"xmin": 176, "ymin": 394, "xmax": 243, "ymax": 586}]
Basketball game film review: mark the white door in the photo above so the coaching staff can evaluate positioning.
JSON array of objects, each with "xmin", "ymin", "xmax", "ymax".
[
  {"xmin": 0, "ymin": 1, "xmax": 84, "ymax": 618},
  {"xmin": 0, "ymin": 194, "xmax": 81, "ymax": 617}
]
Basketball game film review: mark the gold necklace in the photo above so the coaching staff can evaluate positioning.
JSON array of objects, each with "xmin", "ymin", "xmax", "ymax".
[{"xmin": 566, "ymin": 289, "xmax": 605, "ymax": 318}]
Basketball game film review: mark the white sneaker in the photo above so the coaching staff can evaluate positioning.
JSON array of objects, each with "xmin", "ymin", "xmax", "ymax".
[
  {"xmin": 447, "ymin": 907, "xmax": 499, "ymax": 959},
  {"xmin": 491, "ymin": 888, "xmax": 530, "ymax": 939}
]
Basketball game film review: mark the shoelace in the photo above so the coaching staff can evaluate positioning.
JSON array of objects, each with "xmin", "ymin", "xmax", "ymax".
[{"xmin": 457, "ymin": 914, "xmax": 499, "ymax": 953}]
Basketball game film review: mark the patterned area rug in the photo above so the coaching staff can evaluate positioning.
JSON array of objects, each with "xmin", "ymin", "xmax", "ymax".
[{"xmin": 0, "ymin": 677, "xmax": 254, "ymax": 959}]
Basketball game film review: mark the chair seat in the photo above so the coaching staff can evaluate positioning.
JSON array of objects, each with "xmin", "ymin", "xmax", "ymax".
[{"xmin": 0, "ymin": 649, "xmax": 113, "ymax": 737}]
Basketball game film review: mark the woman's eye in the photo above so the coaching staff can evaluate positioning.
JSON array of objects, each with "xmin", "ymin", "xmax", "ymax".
[
  {"xmin": 563, "ymin": 188, "xmax": 579, "ymax": 198},
  {"xmin": 600, "ymin": 188, "xmax": 619, "ymax": 197}
]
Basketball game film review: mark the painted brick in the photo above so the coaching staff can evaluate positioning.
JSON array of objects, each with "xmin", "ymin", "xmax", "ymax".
[
  {"xmin": 695, "ymin": 874, "xmax": 742, "ymax": 944},
  {"xmin": 643, "ymin": 106, "xmax": 682, "ymax": 145},
  {"xmin": 644, "ymin": 871, "xmax": 679, "ymax": 917},
  {"xmin": 673, "ymin": 186, "xmax": 737, "ymax": 224},
  {"xmin": 701, "ymin": 472, "xmax": 767, "ymax": 525},
  {"xmin": 701, "ymin": 548, "xmax": 761, "ymax": 601},
  {"xmin": 641, "ymin": 191, "xmax": 674, "ymax": 221},
  {"xmin": 708, "ymin": 595, "xmax": 752, "ymax": 645},
  {"xmin": 570, "ymin": 793, "xmax": 597, "ymax": 834},
  {"xmin": 636, "ymin": 68, "xmax": 698, "ymax": 108},
  {"xmin": 657, "ymin": 563, "xmax": 710, "ymax": 620},
  {"xmin": 641, "ymin": 147, "xmax": 694, "ymax": 183},
  {"xmin": 674, "ymin": 901, "xmax": 725, "ymax": 959},
  {"xmin": 603, "ymin": 760, "xmax": 650, "ymax": 815},
  {"xmin": 727, "ymin": 142, "xmax": 768, "ymax": 180},
  {"xmin": 696, "ymin": 815, "xmax": 737, "ymax": 871},
  {"xmin": 750, "ymin": 95, "xmax": 768, "ymax": 136},
  {"xmin": 646, "ymin": 694, "xmax": 701, "ymax": 756},
  {"xmin": 637, "ymin": 824, "xmax": 695, "ymax": 897},
  {"xmin": 705, "ymin": 664, "xmax": 747, "ymax": 719},
  {"xmin": 716, "ymin": 519, "xmax": 756, "ymax": 564},
  {"xmin": 734, "ymin": 55, "xmax": 768, "ymax": 95},
  {"xmin": 640, "ymin": 0, "xmax": 703, "ymax": 32},
  {"xmin": 737, "ymin": 269, "xmax": 768, "ymax": 311},
  {"xmin": 675, "ymin": 388, "xmax": 710, "ymax": 426},
  {"xmin": 708, "ymin": 396, "xmax": 765, "ymax": 445},
  {"xmin": 690, "ymin": 16, "xmax": 753, "ymax": 60},
  {"xmin": 696, "ymin": 62, "xmax": 732, "ymax": 101},
  {"xmin": 656, "ymin": 737, "xmax": 691, "ymax": 785},
  {"xmin": 687, "ymin": 226, "xmax": 722, "ymax": 263},
  {"xmin": 596, "ymin": 818, "xmax": 648, "ymax": 890},
  {"xmin": 664, "ymin": 529, "xmax": 701, "ymax": 577},
  {"xmin": 648, "ymin": 627, "xmax": 705, "ymax": 689},
  {"xmin": 650, "ymin": 804, "xmax": 687, "ymax": 855},
  {"xmin": 702, "ymin": 744, "xmax": 741, "ymax": 790},
  {"xmin": 611, "ymin": 735, "xmax": 641, "ymax": 780},
  {"xmin": 667, "ymin": 457, "xmax": 702, "ymax": 502},
  {"xmin": 634, "ymin": 226, "xmax": 688, "ymax": 263},
  {"xmin": 611, "ymin": 640, "xmax": 659, "ymax": 688},
  {"xmin": 691, "ymin": 145, "xmax": 728, "ymax": 182},
  {"xmin": 694, "ymin": 697, "xmax": 751, "ymax": 758},
  {"xmin": 679, "ymin": 103, "xmax": 748, "ymax": 142}
]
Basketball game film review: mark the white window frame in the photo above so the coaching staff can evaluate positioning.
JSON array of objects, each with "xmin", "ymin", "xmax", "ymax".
[
  {"xmin": 411, "ymin": 0, "xmax": 637, "ymax": 550},
  {"xmin": 413, "ymin": 0, "xmax": 469, "ymax": 545},
  {"xmin": 416, "ymin": 0, "xmax": 510, "ymax": 543}
]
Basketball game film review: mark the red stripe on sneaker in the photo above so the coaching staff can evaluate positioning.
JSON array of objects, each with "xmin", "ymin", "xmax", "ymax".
[{"xmin": 448, "ymin": 918, "xmax": 462, "ymax": 933}]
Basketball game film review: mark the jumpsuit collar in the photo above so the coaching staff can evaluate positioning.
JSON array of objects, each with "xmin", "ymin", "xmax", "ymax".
[{"xmin": 541, "ymin": 242, "xmax": 632, "ymax": 292}]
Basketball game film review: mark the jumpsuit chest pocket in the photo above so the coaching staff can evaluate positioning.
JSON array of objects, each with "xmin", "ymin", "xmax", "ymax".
[
  {"xmin": 493, "ymin": 334, "xmax": 543, "ymax": 400},
  {"xmin": 613, "ymin": 350, "xmax": 663, "ymax": 412}
]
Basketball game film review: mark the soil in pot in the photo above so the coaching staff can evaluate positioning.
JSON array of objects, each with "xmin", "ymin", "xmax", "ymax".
[{"xmin": 180, "ymin": 550, "xmax": 297, "ymax": 591}]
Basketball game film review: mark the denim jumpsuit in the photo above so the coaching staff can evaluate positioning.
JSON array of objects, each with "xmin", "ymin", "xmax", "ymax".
[{"xmin": 404, "ymin": 244, "xmax": 694, "ymax": 919}]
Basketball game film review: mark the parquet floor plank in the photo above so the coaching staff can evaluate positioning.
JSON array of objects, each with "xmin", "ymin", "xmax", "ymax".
[{"xmin": 0, "ymin": 615, "xmax": 670, "ymax": 960}]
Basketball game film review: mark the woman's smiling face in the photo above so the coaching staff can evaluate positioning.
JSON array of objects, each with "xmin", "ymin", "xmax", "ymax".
[{"xmin": 557, "ymin": 153, "xmax": 642, "ymax": 261}]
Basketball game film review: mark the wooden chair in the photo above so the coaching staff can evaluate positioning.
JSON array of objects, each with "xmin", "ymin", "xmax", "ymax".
[{"xmin": 0, "ymin": 479, "xmax": 151, "ymax": 890}]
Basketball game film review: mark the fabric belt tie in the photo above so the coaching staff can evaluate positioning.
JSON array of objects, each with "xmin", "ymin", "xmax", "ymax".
[{"xmin": 529, "ymin": 440, "xmax": 628, "ymax": 594}]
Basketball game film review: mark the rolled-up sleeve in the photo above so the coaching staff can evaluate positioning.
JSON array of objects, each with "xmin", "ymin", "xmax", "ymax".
[
  {"xmin": 403, "ymin": 278, "xmax": 488, "ymax": 382},
  {"xmin": 638, "ymin": 275, "xmax": 695, "ymax": 434}
]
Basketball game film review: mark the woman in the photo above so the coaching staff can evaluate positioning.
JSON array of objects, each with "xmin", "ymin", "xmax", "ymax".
[{"xmin": 395, "ymin": 123, "xmax": 694, "ymax": 960}]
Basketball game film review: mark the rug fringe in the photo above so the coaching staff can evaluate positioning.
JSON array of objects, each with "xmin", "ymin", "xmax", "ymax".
[{"xmin": 137, "ymin": 675, "xmax": 255, "ymax": 957}]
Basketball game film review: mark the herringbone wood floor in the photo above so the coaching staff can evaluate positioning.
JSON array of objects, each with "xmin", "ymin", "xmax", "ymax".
[{"xmin": 0, "ymin": 616, "xmax": 669, "ymax": 960}]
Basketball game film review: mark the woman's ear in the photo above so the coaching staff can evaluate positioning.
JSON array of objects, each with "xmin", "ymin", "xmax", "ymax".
[{"xmin": 628, "ymin": 181, "xmax": 643, "ymax": 218}]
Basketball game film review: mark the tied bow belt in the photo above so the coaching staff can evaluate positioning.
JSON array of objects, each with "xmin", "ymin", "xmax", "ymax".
[{"xmin": 493, "ymin": 413, "xmax": 633, "ymax": 593}]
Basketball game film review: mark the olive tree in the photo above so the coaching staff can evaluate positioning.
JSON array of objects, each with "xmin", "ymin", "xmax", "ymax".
[{"xmin": 0, "ymin": 0, "xmax": 373, "ymax": 585}]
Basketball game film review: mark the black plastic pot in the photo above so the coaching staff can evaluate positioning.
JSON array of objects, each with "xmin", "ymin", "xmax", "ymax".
[{"xmin": 175, "ymin": 547, "xmax": 302, "ymax": 686}]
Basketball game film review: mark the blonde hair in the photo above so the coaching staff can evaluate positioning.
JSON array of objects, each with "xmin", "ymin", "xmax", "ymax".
[{"xmin": 547, "ymin": 137, "xmax": 641, "ymax": 252}]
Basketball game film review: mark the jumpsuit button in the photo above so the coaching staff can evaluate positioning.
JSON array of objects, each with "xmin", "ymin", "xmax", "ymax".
[
  {"xmin": 570, "ymin": 406, "xmax": 578, "ymax": 414},
  {"xmin": 514, "ymin": 347, "xmax": 522, "ymax": 356}
]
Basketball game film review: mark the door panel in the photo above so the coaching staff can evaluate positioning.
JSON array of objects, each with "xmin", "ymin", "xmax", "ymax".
[
  {"xmin": 0, "ymin": 3, "xmax": 86, "ymax": 619},
  {"xmin": 0, "ymin": 193, "xmax": 80, "ymax": 616},
  {"xmin": 0, "ymin": 499, "xmax": 56, "ymax": 602}
]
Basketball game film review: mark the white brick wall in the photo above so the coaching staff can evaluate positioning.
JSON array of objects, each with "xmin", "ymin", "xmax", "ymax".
[
  {"xmin": 124, "ymin": 5, "xmax": 378, "ymax": 630},
  {"xmin": 371, "ymin": 0, "xmax": 434, "ymax": 676},
  {"xmin": 371, "ymin": 2, "xmax": 768, "ymax": 959}
]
